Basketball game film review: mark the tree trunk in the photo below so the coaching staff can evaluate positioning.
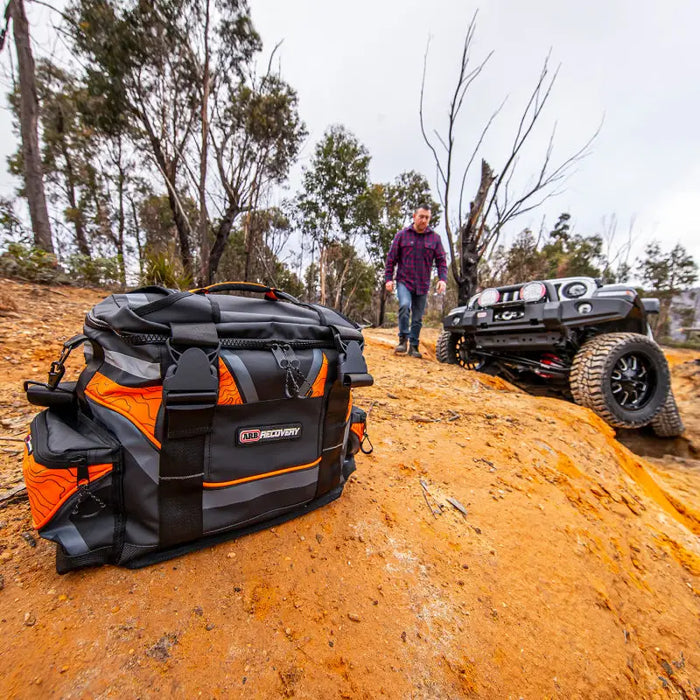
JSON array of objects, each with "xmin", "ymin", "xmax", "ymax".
[
  {"xmin": 208, "ymin": 202, "xmax": 240, "ymax": 283},
  {"xmin": 58, "ymin": 131, "xmax": 89, "ymax": 256},
  {"xmin": 197, "ymin": 0, "xmax": 211, "ymax": 286},
  {"xmin": 377, "ymin": 284, "xmax": 388, "ymax": 326},
  {"xmin": 459, "ymin": 160, "xmax": 495, "ymax": 303},
  {"xmin": 115, "ymin": 139, "xmax": 126, "ymax": 288},
  {"xmin": 140, "ymin": 116, "xmax": 194, "ymax": 280},
  {"xmin": 9, "ymin": 0, "xmax": 54, "ymax": 253},
  {"xmin": 319, "ymin": 244, "xmax": 327, "ymax": 306}
]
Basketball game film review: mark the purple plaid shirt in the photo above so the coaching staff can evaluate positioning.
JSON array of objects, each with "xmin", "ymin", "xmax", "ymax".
[{"xmin": 384, "ymin": 226, "xmax": 448, "ymax": 295}]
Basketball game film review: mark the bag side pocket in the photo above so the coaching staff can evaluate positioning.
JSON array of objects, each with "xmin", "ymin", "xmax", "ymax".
[{"xmin": 23, "ymin": 409, "xmax": 122, "ymax": 572}]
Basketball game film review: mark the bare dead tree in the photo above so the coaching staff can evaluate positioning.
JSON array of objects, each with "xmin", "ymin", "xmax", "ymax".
[
  {"xmin": 4, "ymin": 0, "xmax": 54, "ymax": 253},
  {"xmin": 420, "ymin": 12, "xmax": 600, "ymax": 303}
]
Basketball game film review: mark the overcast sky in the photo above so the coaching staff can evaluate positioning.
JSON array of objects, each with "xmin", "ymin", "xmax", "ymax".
[
  {"xmin": 2, "ymin": 0, "xmax": 698, "ymax": 274},
  {"xmin": 248, "ymin": 0, "xmax": 700, "ymax": 269}
]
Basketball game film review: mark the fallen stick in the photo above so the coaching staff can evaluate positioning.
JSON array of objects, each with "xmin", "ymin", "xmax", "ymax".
[
  {"xmin": 446, "ymin": 497, "xmax": 468, "ymax": 517},
  {"xmin": 0, "ymin": 485, "xmax": 27, "ymax": 508}
]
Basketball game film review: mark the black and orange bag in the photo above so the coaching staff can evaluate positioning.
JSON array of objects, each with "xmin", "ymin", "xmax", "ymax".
[{"xmin": 23, "ymin": 282, "xmax": 373, "ymax": 572}]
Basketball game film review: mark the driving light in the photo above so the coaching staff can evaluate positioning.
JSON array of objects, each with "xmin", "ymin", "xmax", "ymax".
[
  {"xmin": 578, "ymin": 303, "xmax": 592, "ymax": 314},
  {"xmin": 477, "ymin": 288, "xmax": 501, "ymax": 307},
  {"xmin": 519, "ymin": 282, "xmax": 546, "ymax": 302}
]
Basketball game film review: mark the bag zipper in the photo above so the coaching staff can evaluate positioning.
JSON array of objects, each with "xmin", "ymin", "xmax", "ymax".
[{"xmin": 87, "ymin": 322, "xmax": 331, "ymax": 351}]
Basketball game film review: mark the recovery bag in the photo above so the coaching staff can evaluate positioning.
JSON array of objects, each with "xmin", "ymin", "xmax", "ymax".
[{"xmin": 22, "ymin": 282, "xmax": 373, "ymax": 572}]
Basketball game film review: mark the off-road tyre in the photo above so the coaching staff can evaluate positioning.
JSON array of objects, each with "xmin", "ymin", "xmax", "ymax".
[
  {"xmin": 569, "ymin": 332, "xmax": 670, "ymax": 429},
  {"xmin": 436, "ymin": 330, "xmax": 459, "ymax": 364},
  {"xmin": 650, "ymin": 390, "xmax": 684, "ymax": 437},
  {"xmin": 436, "ymin": 330, "xmax": 488, "ymax": 370}
]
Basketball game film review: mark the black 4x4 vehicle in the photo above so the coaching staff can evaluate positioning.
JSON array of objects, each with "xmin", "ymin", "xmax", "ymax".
[{"xmin": 436, "ymin": 276, "xmax": 684, "ymax": 437}]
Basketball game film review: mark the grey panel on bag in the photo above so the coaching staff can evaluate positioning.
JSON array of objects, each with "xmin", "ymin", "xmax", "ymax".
[
  {"xmin": 90, "ymin": 403, "xmax": 159, "ymax": 484},
  {"xmin": 44, "ymin": 414, "xmax": 110, "ymax": 453},
  {"xmin": 42, "ymin": 518, "xmax": 90, "ymax": 556},
  {"xmin": 125, "ymin": 293, "xmax": 151, "ymax": 308},
  {"xmin": 89, "ymin": 403, "xmax": 160, "ymax": 547},
  {"xmin": 103, "ymin": 349, "xmax": 161, "ymax": 381},
  {"xmin": 203, "ymin": 466, "xmax": 319, "ymax": 533},
  {"xmin": 220, "ymin": 350, "xmax": 259, "ymax": 402},
  {"xmin": 203, "ymin": 466, "xmax": 318, "ymax": 508}
]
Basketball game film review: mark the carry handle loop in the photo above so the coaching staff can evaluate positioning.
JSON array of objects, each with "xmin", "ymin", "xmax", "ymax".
[{"xmin": 189, "ymin": 281, "xmax": 299, "ymax": 303}]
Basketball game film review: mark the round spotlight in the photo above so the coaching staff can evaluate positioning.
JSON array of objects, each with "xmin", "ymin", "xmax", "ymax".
[
  {"xmin": 477, "ymin": 288, "xmax": 501, "ymax": 307},
  {"xmin": 519, "ymin": 282, "xmax": 546, "ymax": 302}
]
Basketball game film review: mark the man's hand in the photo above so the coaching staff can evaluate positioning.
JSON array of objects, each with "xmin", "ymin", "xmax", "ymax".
[
  {"xmin": 385, "ymin": 281, "xmax": 395, "ymax": 293},
  {"xmin": 436, "ymin": 280, "xmax": 447, "ymax": 294}
]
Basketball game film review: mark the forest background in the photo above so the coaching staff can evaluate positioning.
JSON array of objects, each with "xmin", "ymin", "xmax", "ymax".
[{"xmin": 0, "ymin": 0, "xmax": 697, "ymax": 342}]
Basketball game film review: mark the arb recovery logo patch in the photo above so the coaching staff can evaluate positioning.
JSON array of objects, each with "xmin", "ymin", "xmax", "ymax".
[{"xmin": 237, "ymin": 423, "xmax": 302, "ymax": 446}]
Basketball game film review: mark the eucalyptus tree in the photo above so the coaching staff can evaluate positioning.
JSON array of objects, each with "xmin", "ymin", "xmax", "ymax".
[
  {"xmin": 67, "ymin": 0, "xmax": 305, "ymax": 283},
  {"xmin": 296, "ymin": 125, "xmax": 371, "ymax": 306},
  {"xmin": 5, "ymin": 0, "xmax": 54, "ymax": 253}
]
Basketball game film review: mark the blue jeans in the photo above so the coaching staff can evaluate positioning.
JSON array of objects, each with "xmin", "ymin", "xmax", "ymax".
[{"xmin": 397, "ymin": 282, "xmax": 428, "ymax": 347}]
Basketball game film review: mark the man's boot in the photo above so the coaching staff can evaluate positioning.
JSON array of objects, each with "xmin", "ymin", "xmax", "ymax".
[
  {"xmin": 408, "ymin": 345, "xmax": 423, "ymax": 359},
  {"xmin": 394, "ymin": 339, "xmax": 408, "ymax": 354}
]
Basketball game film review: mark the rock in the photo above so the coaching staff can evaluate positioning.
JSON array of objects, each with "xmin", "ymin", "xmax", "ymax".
[
  {"xmin": 315, "ymin": 534, "xmax": 323, "ymax": 544},
  {"xmin": 23, "ymin": 612, "xmax": 36, "ymax": 626},
  {"xmin": 348, "ymin": 613, "xmax": 360, "ymax": 622}
]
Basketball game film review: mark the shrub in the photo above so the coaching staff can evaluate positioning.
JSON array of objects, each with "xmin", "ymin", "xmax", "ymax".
[
  {"xmin": 142, "ymin": 252, "xmax": 192, "ymax": 289},
  {"xmin": 66, "ymin": 254, "xmax": 122, "ymax": 287},
  {"xmin": 0, "ymin": 243, "xmax": 70, "ymax": 284}
]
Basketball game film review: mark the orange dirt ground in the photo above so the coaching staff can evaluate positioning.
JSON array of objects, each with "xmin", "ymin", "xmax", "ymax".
[{"xmin": 0, "ymin": 279, "xmax": 698, "ymax": 698}]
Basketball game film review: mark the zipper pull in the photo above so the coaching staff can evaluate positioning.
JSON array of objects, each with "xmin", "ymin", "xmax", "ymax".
[
  {"xmin": 270, "ymin": 344, "xmax": 305, "ymax": 398},
  {"xmin": 70, "ymin": 457, "xmax": 106, "ymax": 518}
]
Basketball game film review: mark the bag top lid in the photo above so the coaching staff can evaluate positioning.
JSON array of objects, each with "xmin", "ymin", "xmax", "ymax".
[{"xmin": 86, "ymin": 285, "xmax": 363, "ymax": 345}]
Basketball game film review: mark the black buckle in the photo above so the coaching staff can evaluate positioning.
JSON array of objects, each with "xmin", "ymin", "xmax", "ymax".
[
  {"xmin": 163, "ymin": 343, "xmax": 219, "ymax": 419},
  {"xmin": 330, "ymin": 328, "xmax": 373, "ymax": 388}
]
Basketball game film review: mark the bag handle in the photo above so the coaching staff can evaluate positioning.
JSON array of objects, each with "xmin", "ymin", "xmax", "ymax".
[{"xmin": 189, "ymin": 281, "xmax": 299, "ymax": 303}]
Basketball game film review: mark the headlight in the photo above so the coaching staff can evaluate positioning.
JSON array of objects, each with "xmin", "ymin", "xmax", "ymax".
[
  {"xmin": 477, "ymin": 288, "xmax": 500, "ymax": 307},
  {"xmin": 519, "ymin": 282, "xmax": 546, "ymax": 302},
  {"xmin": 563, "ymin": 282, "xmax": 587, "ymax": 298}
]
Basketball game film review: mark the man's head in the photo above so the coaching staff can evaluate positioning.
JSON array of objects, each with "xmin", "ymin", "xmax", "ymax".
[{"xmin": 412, "ymin": 205, "xmax": 431, "ymax": 233}]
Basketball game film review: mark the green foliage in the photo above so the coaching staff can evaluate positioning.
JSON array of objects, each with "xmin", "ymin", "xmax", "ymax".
[
  {"xmin": 65, "ymin": 253, "xmax": 122, "ymax": 286},
  {"xmin": 216, "ymin": 208, "xmax": 304, "ymax": 297},
  {"xmin": 0, "ymin": 198, "xmax": 30, "ymax": 244},
  {"xmin": 0, "ymin": 243, "xmax": 68, "ymax": 283},
  {"xmin": 297, "ymin": 125, "xmax": 372, "ymax": 245},
  {"xmin": 483, "ymin": 214, "xmax": 608, "ymax": 287},
  {"xmin": 141, "ymin": 251, "xmax": 193, "ymax": 289},
  {"xmin": 638, "ymin": 241, "xmax": 698, "ymax": 294},
  {"xmin": 323, "ymin": 242, "xmax": 376, "ymax": 322}
]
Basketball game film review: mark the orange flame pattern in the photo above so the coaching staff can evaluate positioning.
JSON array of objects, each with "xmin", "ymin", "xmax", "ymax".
[
  {"xmin": 85, "ymin": 372, "xmax": 163, "ymax": 448},
  {"xmin": 23, "ymin": 450, "xmax": 112, "ymax": 530},
  {"xmin": 218, "ymin": 358, "xmax": 243, "ymax": 405}
]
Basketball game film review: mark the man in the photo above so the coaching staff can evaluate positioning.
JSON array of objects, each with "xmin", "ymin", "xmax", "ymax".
[{"xmin": 384, "ymin": 204, "xmax": 447, "ymax": 358}]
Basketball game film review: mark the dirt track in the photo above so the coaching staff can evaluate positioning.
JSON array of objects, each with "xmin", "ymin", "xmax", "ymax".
[{"xmin": 0, "ymin": 280, "xmax": 699, "ymax": 698}]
